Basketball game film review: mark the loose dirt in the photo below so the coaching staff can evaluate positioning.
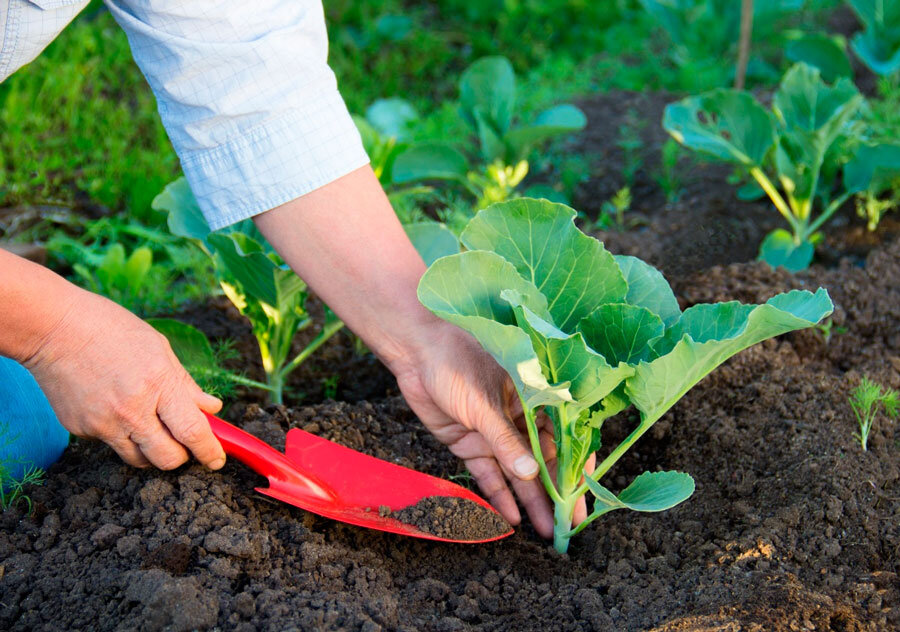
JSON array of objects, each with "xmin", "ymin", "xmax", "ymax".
[
  {"xmin": 2, "ymin": 90, "xmax": 899, "ymax": 631},
  {"xmin": 391, "ymin": 496, "xmax": 510, "ymax": 541}
]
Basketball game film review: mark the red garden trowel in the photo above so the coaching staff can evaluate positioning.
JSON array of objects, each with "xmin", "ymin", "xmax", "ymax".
[{"xmin": 205, "ymin": 413, "xmax": 513, "ymax": 543}]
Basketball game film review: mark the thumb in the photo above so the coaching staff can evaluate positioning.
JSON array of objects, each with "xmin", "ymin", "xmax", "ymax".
[{"xmin": 478, "ymin": 408, "xmax": 539, "ymax": 481}]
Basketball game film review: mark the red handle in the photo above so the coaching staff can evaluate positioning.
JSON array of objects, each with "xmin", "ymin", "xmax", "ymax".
[{"xmin": 205, "ymin": 413, "xmax": 336, "ymax": 503}]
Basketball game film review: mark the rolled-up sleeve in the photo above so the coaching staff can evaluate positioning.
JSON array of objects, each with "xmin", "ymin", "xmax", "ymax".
[{"xmin": 104, "ymin": 0, "xmax": 369, "ymax": 230}]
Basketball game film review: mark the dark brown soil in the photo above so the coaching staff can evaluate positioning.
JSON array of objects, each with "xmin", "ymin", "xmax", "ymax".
[
  {"xmin": 3, "ymin": 88, "xmax": 899, "ymax": 631},
  {"xmin": 2, "ymin": 235, "xmax": 898, "ymax": 631},
  {"xmin": 391, "ymin": 496, "xmax": 510, "ymax": 541}
]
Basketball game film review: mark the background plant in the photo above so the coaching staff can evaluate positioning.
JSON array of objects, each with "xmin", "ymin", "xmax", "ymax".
[
  {"xmin": 418, "ymin": 198, "xmax": 833, "ymax": 552},
  {"xmin": 849, "ymin": 376, "xmax": 899, "ymax": 451},
  {"xmin": 147, "ymin": 318, "xmax": 273, "ymax": 401},
  {"xmin": 846, "ymin": 0, "xmax": 900, "ymax": 78},
  {"xmin": 152, "ymin": 179, "xmax": 343, "ymax": 405},
  {"xmin": 664, "ymin": 62, "xmax": 866, "ymax": 271}
]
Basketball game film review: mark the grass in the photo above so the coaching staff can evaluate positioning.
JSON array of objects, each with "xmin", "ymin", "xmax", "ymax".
[{"xmin": 0, "ymin": 2, "xmax": 177, "ymax": 221}]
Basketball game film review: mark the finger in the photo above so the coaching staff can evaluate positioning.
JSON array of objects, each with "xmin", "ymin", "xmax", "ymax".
[
  {"xmin": 573, "ymin": 453, "xmax": 597, "ymax": 526},
  {"xmin": 509, "ymin": 474, "xmax": 554, "ymax": 538},
  {"xmin": 475, "ymin": 408, "xmax": 539, "ymax": 482},
  {"xmin": 465, "ymin": 456, "xmax": 521, "ymax": 526},
  {"xmin": 539, "ymin": 429, "xmax": 557, "ymax": 462},
  {"xmin": 130, "ymin": 418, "xmax": 191, "ymax": 471},
  {"xmin": 158, "ymin": 384, "xmax": 226, "ymax": 470},
  {"xmin": 106, "ymin": 435, "xmax": 152, "ymax": 469},
  {"xmin": 189, "ymin": 380, "xmax": 222, "ymax": 414}
]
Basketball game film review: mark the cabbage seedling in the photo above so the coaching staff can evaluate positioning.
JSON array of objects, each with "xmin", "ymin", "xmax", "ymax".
[
  {"xmin": 847, "ymin": 0, "xmax": 900, "ymax": 77},
  {"xmin": 153, "ymin": 179, "xmax": 343, "ymax": 404},
  {"xmin": 664, "ymin": 63, "xmax": 864, "ymax": 271},
  {"xmin": 418, "ymin": 198, "xmax": 833, "ymax": 552}
]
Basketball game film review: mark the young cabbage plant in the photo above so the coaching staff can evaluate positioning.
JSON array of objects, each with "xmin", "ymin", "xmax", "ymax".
[
  {"xmin": 664, "ymin": 62, "xmax": 864, "ymax": 271},
  {"xmin": 63, "ymin": 241, "xmax": 157, "ymax": 314},
  {"xmin": 418, "ymin": 198, "xmax": 833, "ymax": 552},
  {"xmin": 391, "ymin": 56, "xmax": 585, "ymax": 206},
  {"xmin": 847, "ymin": 0, "xmax": 900, "ymax": 77},
  {"xmin": 153, "ymin": 178, "xmax": 343, "ymax": 404}
]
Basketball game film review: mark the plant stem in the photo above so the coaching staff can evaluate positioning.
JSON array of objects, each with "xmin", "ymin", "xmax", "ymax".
[
  {"xmin": 279, "ymin": 318, "xmax": 344, "ymax": 380},
  {"xmin": 572, "ymin": 410, "xmax": 665, "ymax": 501},
  {"xmin": 520, "ymin": 400, "xmax": 562, "ymax": 504},
  {"xmin": 734, "ymin": 0, "xmax": 754, "ymax": 90},
  {"xmin": 553, "ymin": 494, "xmax": 577, "ymax": 553},
  {"xmin": 806, "ymin": 190, "xmax": 853, "ymax": 237},
  {"xmin": 749, "ymin": 167, "xmax": 799, "ymax": 234}
]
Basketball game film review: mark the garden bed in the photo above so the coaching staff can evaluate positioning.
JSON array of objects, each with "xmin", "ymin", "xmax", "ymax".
[{"xmin": 2, "ymin": 92, "xmax": 899, "ymax": 631}]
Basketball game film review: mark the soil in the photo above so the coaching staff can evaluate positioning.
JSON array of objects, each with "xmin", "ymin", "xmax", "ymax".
[
  {"xmin": 3, "ymin": 90, "xmax": 900, "ymax": 631},
  {"xmin": 391, "ymin": 497, "xmax": 510, "ymax": 542}
]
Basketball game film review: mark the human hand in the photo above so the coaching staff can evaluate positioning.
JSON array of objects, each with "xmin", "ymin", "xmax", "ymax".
[
  {"xmin": 24, "ymin": 287, "xmax": 226, "ymax": 471},
  {"xmin": 390, "ymin": 322, "xmax": 593, "ymax": 538}
]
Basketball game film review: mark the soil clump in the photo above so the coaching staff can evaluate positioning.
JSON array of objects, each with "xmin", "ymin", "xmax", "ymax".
[{"xmin": 392, "ymin": 496, "xmax": 511, "ymax": 541}]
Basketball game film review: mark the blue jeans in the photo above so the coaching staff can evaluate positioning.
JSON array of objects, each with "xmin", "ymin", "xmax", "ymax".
[{"xmin": 0, "ymin": 356, "xmax": 69, "ymax": 483}]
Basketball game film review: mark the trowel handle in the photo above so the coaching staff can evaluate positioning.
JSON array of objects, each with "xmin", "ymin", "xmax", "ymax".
[{"xmin": 205, "ymin": 413, "xmax": 335, "ymax": 502}]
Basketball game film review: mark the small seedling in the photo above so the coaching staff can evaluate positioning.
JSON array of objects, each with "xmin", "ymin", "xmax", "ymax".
[
  {"xmin": 849, "ymin": 377, "xmax": 899, "ymax": 451},
  {"xmin": 153, "ymin": 179, "xmax": 345, "ymax": 404},
  {"xmin": 418, "ymin": 197, "xmax": 833, "ymax": 552},
  {"xmin": 0, "ymin": 463, "xmax": 45, "ymax": 514},
  {"xmin": 599, "ymin": 187, "xmax": 634, "ymax": 232},
  {"xmin": 322, "ymin": 375, "xmax": 340, "ymax": 400},
  {"xmin": 814, "ymin": 317, "xmax": 848, "ymax": 345}
]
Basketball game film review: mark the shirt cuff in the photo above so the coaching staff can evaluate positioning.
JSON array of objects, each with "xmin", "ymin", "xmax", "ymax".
[{"xmin": 179, "ymin": 87, "xmax": 370, "ymax": 231}]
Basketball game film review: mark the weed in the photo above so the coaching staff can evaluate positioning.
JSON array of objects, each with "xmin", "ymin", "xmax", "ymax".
[{"xmin": 849, "ymin": 377, "xmax": 899, "ymax": 451}]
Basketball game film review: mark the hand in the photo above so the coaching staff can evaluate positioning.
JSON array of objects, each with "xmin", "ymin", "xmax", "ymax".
[
  {"xmin": 24, "ymin": 287, "xmax": 226, "ymax": 471},
  {"xmin": 390, "ymin": 322, "xmax": 593, "ymax": 538}
]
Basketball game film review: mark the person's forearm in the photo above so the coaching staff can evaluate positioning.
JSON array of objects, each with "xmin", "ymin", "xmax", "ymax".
[
  {"xmin": 253, "ymin": 165, "xmax": 441, "ymax": 371},
  {"xmin": 0, "ymin": 250, "xmax": 80, "ymax": 363}
]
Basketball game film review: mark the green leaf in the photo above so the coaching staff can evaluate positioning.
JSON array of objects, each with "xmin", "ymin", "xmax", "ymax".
[
  {"xmin": 124, "ymin": 247, "xmax": 153, "ymax": 288},
  {"xmin": 758, "ymin": 228, "xmax": 815, "ymax": 271},
  {"xmin": 461, "ymin": 198, "xmax": 627, "ymax": 331},
  {"xmin": 851, "ymin": 30, "xmax": 900, "ymax": 76},
  {"xmin": 418, "ymin": 251, "xmax": 574, "ymax": 408},
  {"xmin": 505, "ymin": 291, "xmax": 633, "ymax": 411},
  {"xmin": 613, "ymin": 255, "xmax": 681, "ymax": 327},
  {"xmin": 392, "ymin": 142, "xmax": 469, "ymax": 184},
  {"xmin": 403, "ymin": 222, "xmax": 460, "ymax": 266},
  {"xmin": 616, "ymin": 471, "xmax": 695, "ymax": 511},
  {"xmin": 844, "ymin": 143, "xmax": 900, "ymax": 194},
  {"xmin": 154, "ymin": 177, "xmax": 212, "ymax": 247},
  {"xmin": 473, "ymin": 109, "xmax": 508, "ymax": 162},
  {"xmin": 626, "ymin": 288, "xmax": 833, "ymax": 421},
  {"xmin": 147, "ymin": 318, "xmax": 216, "ymax": 369},
  {"xmin": 578, "ymin": 303, "xmax": 665, "ymax": 365},
  {"xmin": 459, "ymin": 56, "xmax": 516, "ymax": 136},
  {"xmin": 773, "ymin": 63, "xmax": 861, "ymax": 141},
  {"xmin": 365, "ymin": 98, "xmax": 418, "ymax": 141},
  {"xmin": 585, "ymin": 471, "xmax": 694, "ymax": 514},
  {"xmin": 504, "ymin": 104, "xmax": 587, "ymax": 161},
  {"xmin": 663, "ymin": 90, "xmax": 775, "ymax": 166},
  {"xmin": 208, "ymin": 233, "xmax": 305, "ymax": 310},
  {"xmin": 785, "ymin": 33, "xmax": 853, "ymax": 83}
]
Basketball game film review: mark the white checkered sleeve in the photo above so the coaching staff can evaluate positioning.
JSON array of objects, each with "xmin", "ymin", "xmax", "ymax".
[{"xmin": 104, "ymin": 0, "xmax": 369, "ymax": 230}]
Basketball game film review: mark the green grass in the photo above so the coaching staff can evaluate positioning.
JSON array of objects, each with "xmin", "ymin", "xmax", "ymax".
[{"xmin": 0, "ymin": 3, "xmax": 177, "ymax": 221}]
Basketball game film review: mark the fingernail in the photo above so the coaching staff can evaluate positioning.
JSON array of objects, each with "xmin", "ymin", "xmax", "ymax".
[
  {"xmin": 209, "ymin": 457, "xmax": 226, "ymax": 470},
  {"xmin": 513, "ymin": 455, "xmax": 538, "ymax": 477}
]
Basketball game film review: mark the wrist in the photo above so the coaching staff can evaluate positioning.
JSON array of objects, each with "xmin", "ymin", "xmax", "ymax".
[{"xmin": 0, "ymin": 251, "xmax": 86, "ymax": 365}]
